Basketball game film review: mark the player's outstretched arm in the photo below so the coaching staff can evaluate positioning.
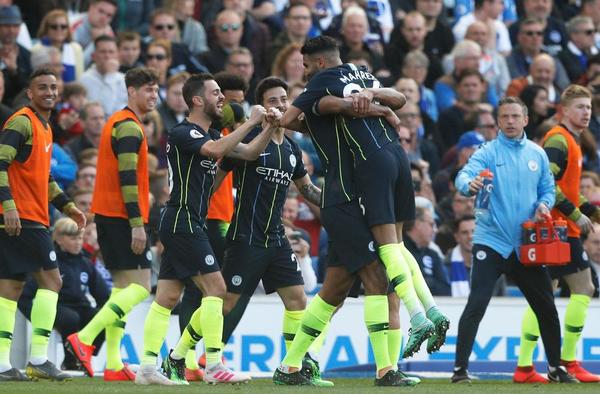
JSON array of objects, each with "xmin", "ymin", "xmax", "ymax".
[
  {"xmin": 201, "ymin": 105, "xmax": 266, "ymax": 159},
  {"xmin": 280, "ymin": 104, "xmax": 307, "ymax": 132}
]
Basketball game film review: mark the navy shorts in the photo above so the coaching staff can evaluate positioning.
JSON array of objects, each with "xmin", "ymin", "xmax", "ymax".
[
  {"xmin": 221, "ymin": 240, "xmax": 304, "ymax": 294},
  {"xmin": 355, "ymin": 142, "xmax": 415, "ymax": 226},
  {"xmin": 95, "ymin": 215, "xmax": 152, "ymax": 271},
  {"xmin": 321, "ymin": 200, "xmax": 379, "ymax": 273},
  {"xmin": 159, "ymin": 226, "xmax": 220, "ymax": 280},
  {"xmin": 548, "ymin": 237, "xmax": 591, "ymax": 279},
  {"xmin": 0, "ymin": 220, "xmax": 57, "ymax": 281}
]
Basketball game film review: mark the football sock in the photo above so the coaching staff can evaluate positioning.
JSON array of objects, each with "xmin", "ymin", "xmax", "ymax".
[
  {"xmin": 0, "ymin": 297, "xmax": 17, "ymax": 371},
  {"xmin": 221, "ymin": 293, "xmax": 251, "ymax": 344},
  {"xmin": 185, "ymin": 348, "xmax": 199, "ymax": 370},
  {"xmin": 30, "ymin": 289, "xmax": 58, "ymax": 364},
  {"xmin": 78, "ymin": 283, "xmax": 149, "ymax": 345},
  {"xmin": 173, "ymin": 307, "xmax": 203, "ymax": 360},
  {"xmin": 517, "ymin": 306, "xmax": 539, "ymax": 367},
  {"xmin": 561, "ymin": 294, "xmax": 590, "ymax": 362},
  {"xmin": 364, "ymin": 295, "xmax": 391, "ymax": 372},
  {"xmin": 308, "ymin": 322, "xmax": 330, "ymax": 355},
  {"xmin": 400, "ymin": 242, "xmax": 436, "ymax": 310},
  {"xmin": 388, "ymin": 329, "xmax": 402, "ymax": 367},
  {"xmin": 282, "ymin": 295, "xmax": 335, "ymax": 369},
  {"xmin": 105, "ymin": 288, "xmax": 128, "ymax": 370},
  {"xmin": 378, "ymin": 243, "xmax": 424, "ymax": 318},
  {"xmin": 283, "ymin": 309, "xmax": 305, "ymax": 351},
  {"xmin": 141, "ymin": 301, "xmax": 172, "ymax": 366},
  {"xmin": 199, "ymin": 297, "xmax": 224, "ymax": 366}
]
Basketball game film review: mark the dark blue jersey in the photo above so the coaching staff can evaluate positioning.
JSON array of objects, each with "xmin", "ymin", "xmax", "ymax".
[
  {"xmin": 293, "ymin": 83, "xmax": 358, "ymax": 208},
  {"xmin": 298, "ymin": 63, "xmax": 398, "ymax": 167},
  {"xmin": 162, "ymin": 119, "xmax": 220, "ymax": 233},
  {"xmin": 221, "ymin": 129, "xmax": 307, "ymax": 247}
]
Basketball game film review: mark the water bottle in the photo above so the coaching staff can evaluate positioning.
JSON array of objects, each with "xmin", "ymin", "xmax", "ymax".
[
  {"xmin": 474, "ymin": 169, "xmax": 494, "ymax": 220},
  {"xmin": 522, "ymin": 220, "xmax": 536, "ymax": 244},
  {"xmin": 554, "ymin": 218, "xmax": 568, "ymax": 242}
]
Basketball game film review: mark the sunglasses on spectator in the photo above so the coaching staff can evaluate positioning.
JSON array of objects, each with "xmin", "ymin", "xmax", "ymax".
[
  {"xmin": 49, "ymin": 24, "xmax": 69, "ymax": 30},
  {"xmin": 147, "ymin": 53, "xmax": 167, "ymax": 61},
  {"xmin": 219, "ymin": 23, "xmax": 241, "ymax": 32},
  {"xmin": 154, "ymin": 24, "xmax": 175, "ymax": 31},
  {"xmin": 522, "ymin": 30, "xmax": 543, "ymax": 37},
  {"xmin": 578, "ymin": 29, "xmax": 596, "ymax": 36},
  {"xmin": 399, "ymin": 137, "xmax": 411, "ymax": 144}
]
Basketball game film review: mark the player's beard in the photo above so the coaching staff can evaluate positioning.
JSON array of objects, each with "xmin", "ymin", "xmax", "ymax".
[{"xmin": 205, "ymin": 100, "xmax": 224, "ymax": 121}]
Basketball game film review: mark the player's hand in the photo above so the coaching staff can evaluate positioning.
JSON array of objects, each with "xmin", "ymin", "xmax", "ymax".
[
  {"xmin": 576, "ymin": 213, "xmax": 594, "ymax": 234},
  {"xmin": 131, "ymin": 226, "xmax": 147, "ymax": 255},
  {"xmin": 351, "ymin": 89, "xmax": 374, "ymax": 115},
  {"xmin": 64, "ymin": 205, "xmax": 87, "ymax": 229},
  {"xmin": 266, "ymin": 107, "xmax": 282, "ymax": 126},
  {"xmin": 468, "ymin": 176, "xmax": 484, "ymax": 195},
  {"xmin": 534, "ymin": 203, "xmax": 551, "ymax": 222},
  {"xmin": 249, "ymin": 105, "xmax": 267, "ymax": 125},
  {"xmin": 3, "ymin": 209, "xmax": 21, "ymax": 236}
]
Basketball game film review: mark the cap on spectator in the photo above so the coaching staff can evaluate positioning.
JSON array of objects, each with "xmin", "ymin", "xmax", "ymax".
[
  {"xmin": 457, "ymin": 131, "xmax": 485, "ymax": 151},
  {"xmin": 0, "ymin": 6, "xmax": 22, "ymax": 25}
]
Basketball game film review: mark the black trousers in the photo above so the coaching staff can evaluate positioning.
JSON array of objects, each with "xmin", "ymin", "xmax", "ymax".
[{"xmin": 454, "ymin": 244, "xmax": 561, "ymax": 368}]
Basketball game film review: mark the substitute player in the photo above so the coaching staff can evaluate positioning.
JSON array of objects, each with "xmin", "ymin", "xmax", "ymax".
[
  {"xmin": 0, "ymin": 68, "xmax": 86, "ymax": 381},
  {"xmin": 275, "ymin": 42, "xmax": 417, "ymax": 387},
  {"xmin": 135, "ymin": 73, "xmax": 278, "ymax": 385},
  {"xmin": 287, "ymin": 36, "xmax": 449, "ymax": 358},
  {"xmin": 215, "ymin": 77, "xmax": 328, "ymax": 384},
  {"xmin": 515, "ymin": 85, "xmax": 600, "ymax": 383},
  {"xmin": 66, "ymin": 67, "xmax": 159, "ymax": 380}
]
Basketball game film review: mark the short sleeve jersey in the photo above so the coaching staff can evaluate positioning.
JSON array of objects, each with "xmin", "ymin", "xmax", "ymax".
[
  {"xmin": 164, "ymin": 119, "xmax": 220, "ymax": 232},
  {"xmin": 295, "ymin": 63, "xmax": 398, "ymax": 167},
  {"xmin": 221, "ymin": 128, "xmax": 307, "ymax": 247}
]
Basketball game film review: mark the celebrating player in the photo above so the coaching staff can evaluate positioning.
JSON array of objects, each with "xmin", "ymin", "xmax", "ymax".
[
  {"xmin": 135, "ymin": 73, "xmax": 278, "ymax": 385},
  {"xmin": 0, "ymin": 68, "xmax": 85, "ymax": 381}
]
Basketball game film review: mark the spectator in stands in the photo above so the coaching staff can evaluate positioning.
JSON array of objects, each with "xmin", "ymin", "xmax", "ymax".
[
  {"xmin": 221, "ymin": 0, "xmax": 271, "ymax": 79},
  {"xmin": 464, "ymin": 20, "xmax": 511, "ymax": 99},
  {"xmin": 404, "ymin": 206, "xmax": 451, "ymax": 296},
  {"xmin": 0, "ymin": 5, "xmax": 31, "ymax": 105},
  {"xmin": 144, "ymin": 39, "xmax": 171, "ymax": 103},
  {"xmin": 589, "ymin": 81, "xmax": 600, "ymax": 140},
  {"xmin": 224, "ymin": 47, "xmax": 257, "ymax": 104},
  {"xmin": 338, "ymin": 6, "xmax": 388, "ymax": 77},
  {"xmin": 117, "ymin": 31, "xmax": 143, "ymax": 73},
  {"xmin": 508, "ymin": 0, "xmax": 567, "ymax": 56},
  {"xmin": 144, "ymin": 8, "xmax": 207, "ymax": 75},
  {"xmin": 438, "ymin": 69, "xmax": 486, "ymax": 151},
  {"xmin": 80, "ymin": 35, "xmax": 127, "ymax": 115},
  {"xmin": 397, "ymin": 101, "xmax": 440, "ymax": 177},
  {"xmin": 325, "ymin": 0, "xmax": 385, "ymax": 47},
  {"xmin": 435, "ymin": 40, "xmax": 498, "ymax": 112},
  {"xmin": 56, "ymin": 82, "xmax": 87, "ymax": 144},
  {"xmin": 472, "ymin": 104, "xmax": 498, "ymax": 141},
  {"xmin": 168, "ymin": 0, "xmax": 208, "ymax": 56},
  {"xmin": 505, "ymin": 17, "xmax": 570, "ymax": 90},
  {"xmin": 507, "ymin": 53, "xmax": 559, "ymax": 104},
  {"xmin": 0, "ymin": 72, "xmax": 13, "ymax": 125},
  {"xmin": 72, "ymin": 187, "xmax": 93, "ymax": 218},
  {"xmin": 268, "ymin": 2, "xmax": 312, "ymax": 67},
  {"xmin": 72, "ymin": 0, "xmax": 117, "ymax": 67},
  {"xmin": 453, "ymin": 0, "xmax": 511, "ymax": 55},
  {"xmin": 446, "ymin": 215, "xmax": 475, "ymax": 297},
  {"xmin": 581, "ymin": 171, "xmax": 600, "ymax": 202},
  {"xmin": 74, "ymin": 163, "xmax": 97, "ymax": 191},
  {"xmin": 385, "ymin": 11, "xmax": 444, "ymax": 86},
  {"xmin": 583, "ymin": 223, "xmax": 600, "ymax": 296},
  {"xmin": 112, "ymin": 0, "xmax": 154, "ymax": 36},
  {"xmin": 17, "ymin": 218, "xmax": 110, "ymax": 371},
  {"xmin": 410, "ymin": 159, "xmax": 437, "ymax": 207},
  {"xmin": 414, "ymin": 0, "xmax": 454, "ymax": 59},
  {"xmin": 520, "ymin": 84, "xmax": 552, "ymax": 137},
  {"xmin": 198, "ymin": 9, "xmax": 244, "ymax": 74},
  {"xmin": 142, "ymin": 110, "xmax": 166, "ymax": 167},
  {"xmin": 214, "ymin": 71, "xmax": 249, "ymax": 114},
  {"xmin": 557, "ymin": 16, "xmax": 599, "ymax": 83},
  {"xmin": 271, "ymin": 43, "xmax": 304, "ymax": 86},
  {"xmin": 402, "ymin": 50, "xmax": 438, "ymax": 122},
  {"xmin": 579, "ymin": 0, "xmax": 600, "ymax": 49},
  {"xmin": 51, "ymin": 142, "xmax": 77, "ymax": 191},
  {"xmin": 33, "ymin": 9, "xmax": 83, "ymax": 83},
  {"xmin": 66, "ymin": 102, "xmax": 105, "ymax": 161},
  {"xmin": 157, "ymin": 71, "xmax": 189, "ymax": 134},
  {"xmin": 395, "ymin": 77, "xmax": 440, "ymax": 142},
  {"xmin": 283, "ymin": 221, "xmax": 318, "ymax": 294}
]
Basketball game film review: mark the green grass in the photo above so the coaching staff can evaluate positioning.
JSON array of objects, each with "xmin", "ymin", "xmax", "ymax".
[{"xmin": 1, "ymin": 378, "xmax": 598, "ymax": 393}]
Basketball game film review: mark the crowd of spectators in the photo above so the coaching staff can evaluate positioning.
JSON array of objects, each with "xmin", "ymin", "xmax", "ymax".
[{"xmin": 2, "ymin": 0, "xmax": 600, "ymax": 300}]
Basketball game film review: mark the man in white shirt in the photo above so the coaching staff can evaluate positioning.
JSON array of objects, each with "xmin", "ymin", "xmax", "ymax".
[{"xmin": 453, "ymin": 0, "xmax": 512, "ymax": 55}]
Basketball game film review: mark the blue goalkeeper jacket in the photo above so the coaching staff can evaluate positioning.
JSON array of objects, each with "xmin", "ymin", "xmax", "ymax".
[{"xmin": 455, "ymin": 131, "xmax": 555, "ymax": 258}]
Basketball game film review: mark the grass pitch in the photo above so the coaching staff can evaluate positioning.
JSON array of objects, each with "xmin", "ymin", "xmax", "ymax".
[{"xmin": 1, "ymin": 378, "xmax": 598, "ymax": 393}]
